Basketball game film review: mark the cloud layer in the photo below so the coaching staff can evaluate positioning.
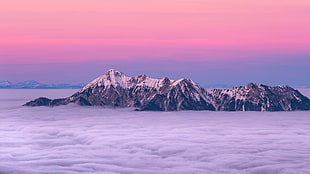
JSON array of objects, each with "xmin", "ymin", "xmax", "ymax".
[{"xmin": 1, "ymin": 89, "xmax": 310, "ymax": 174}]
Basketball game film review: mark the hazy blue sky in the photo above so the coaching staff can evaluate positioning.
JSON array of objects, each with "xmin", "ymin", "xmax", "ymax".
[{"xmin": 1, "ymin": 55, "xmax": 309, "ymax": 88}]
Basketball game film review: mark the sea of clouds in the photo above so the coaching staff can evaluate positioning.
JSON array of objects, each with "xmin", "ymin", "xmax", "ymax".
[{"xmin": 0, "ymin": 89, "xmax": 310, "ymax": 174}]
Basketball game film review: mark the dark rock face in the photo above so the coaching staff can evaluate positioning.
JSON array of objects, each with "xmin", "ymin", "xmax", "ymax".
[
  {"xmin": 24, "ymin": 97, "xmax": 52, "ymax": 106},
  {"xmin": 24, "ymin": 70, "xmax": 310, "ymax": 111},
  {"xmin": 24, "ymin": 97, "xmax": 67, "ymax": 107}
]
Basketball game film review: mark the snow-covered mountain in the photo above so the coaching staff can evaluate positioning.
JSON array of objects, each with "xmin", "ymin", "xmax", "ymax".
[
  {"xmin": 0, "ymin": 80, "xmax": 13, "ymax": 88},
  {"xmin": 0, "ymin": 80, "xmax": 84, "ymax": 89},
  {"xmin": 24, "ymin": 69, "xmax": 310, "ymax": 111},
  {"xmin": 208, "ymin": 83, "xmax": 310, "ymax": 111}
]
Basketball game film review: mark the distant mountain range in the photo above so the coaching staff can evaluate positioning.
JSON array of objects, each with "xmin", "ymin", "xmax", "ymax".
[
  {"xmin": 0, "ymin": 80, "xmax": 84, "ymax": 89},
  {"xmin": 24, "ymin": 69, "xmax": 310, "ymax": 111}
]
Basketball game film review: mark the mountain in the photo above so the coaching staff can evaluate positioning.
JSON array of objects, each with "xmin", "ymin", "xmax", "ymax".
[
  {"xmin": 207, "ymin": 83, "xmax": 310, "ymax": 111},
  {"xmin": 24, "ymin": 70, "xmax": 215, "ymax": 111},
  {"xmin": 0, "ymin": 80, "xmax": 13, "ymax": 88},
  {"xmin": 24, "ymin": 69, "xmax": 310, "ymax": 111},
  {"xmin": 0, "ymin": 80, "xmax": 84, "ymax": 89}
]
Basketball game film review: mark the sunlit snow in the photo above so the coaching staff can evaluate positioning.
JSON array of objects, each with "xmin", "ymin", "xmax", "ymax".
[
  {"xmin": 80, "ymin": 69, "xmax": 174, "ymax": 92},
  {"xmin": 1, "ymin": 89, "xmax": 310, "ymax": 174}
]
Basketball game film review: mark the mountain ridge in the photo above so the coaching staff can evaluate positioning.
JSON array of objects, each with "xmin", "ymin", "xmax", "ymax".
[
  {"xmin": 24, "ymin": 69, "xmax": 310, "ymax": 111},
  {"xmin": 0, "ymin": 80, "xmax": 85, "ymax": 89}
]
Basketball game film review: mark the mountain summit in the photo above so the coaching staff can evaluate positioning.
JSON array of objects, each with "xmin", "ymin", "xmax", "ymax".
[{"xmin": 24, "ymin": 69, "xmax": 310, "ymax": 111}]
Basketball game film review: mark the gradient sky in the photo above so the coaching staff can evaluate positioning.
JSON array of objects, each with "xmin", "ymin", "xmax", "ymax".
[{"xmin": 1, "ymin": 0, "xmax": 310, "ymax": 87}]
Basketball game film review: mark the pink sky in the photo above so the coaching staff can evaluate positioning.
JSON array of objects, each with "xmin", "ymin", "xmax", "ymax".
[{"xmin": 1, "ymin": 0, "xmax": 310, "ymax": 64}]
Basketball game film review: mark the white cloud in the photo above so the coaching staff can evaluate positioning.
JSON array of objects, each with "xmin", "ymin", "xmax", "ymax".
[{"xmin": 0, "ymin": 89, "xmax": 310, "ymax": 174}]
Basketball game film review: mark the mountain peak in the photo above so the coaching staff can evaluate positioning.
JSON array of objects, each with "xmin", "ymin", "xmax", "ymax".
[
  {"xmin": 245, "ymin": 83, "xmax": 260, "ymax": 89},
  {"xmin": 172, "ymin": 78, "xmax": 200, "ymax": 88},
  {"xmin": 80, "ymin": 69, "xmax": 129, "ymax": 91},
  {"xmin": 105, "ymin": 69, "xmax": 126, "ymax": 76}
]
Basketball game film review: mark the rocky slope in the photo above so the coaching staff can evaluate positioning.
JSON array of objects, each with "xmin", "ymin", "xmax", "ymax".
[
  {"xmin": 24, "ymin": 69, "xmax": 310, "ymax": 111},
  {"xmin": 207, "ymin": 83, "xmax": 310, "ymax": 111}
]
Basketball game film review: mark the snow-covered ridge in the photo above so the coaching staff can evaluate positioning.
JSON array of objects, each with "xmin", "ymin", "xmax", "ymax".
[
  {"xmin": 207, "ymin": 83, "xmax": 310, "ymax": 111},
  {"xmin": 81, "ymin": 69, "xmax": 175, "ymax": 92},
  {"xmin": 0, "ymin": 80, "xmax": 84, "ymax": 89}
]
